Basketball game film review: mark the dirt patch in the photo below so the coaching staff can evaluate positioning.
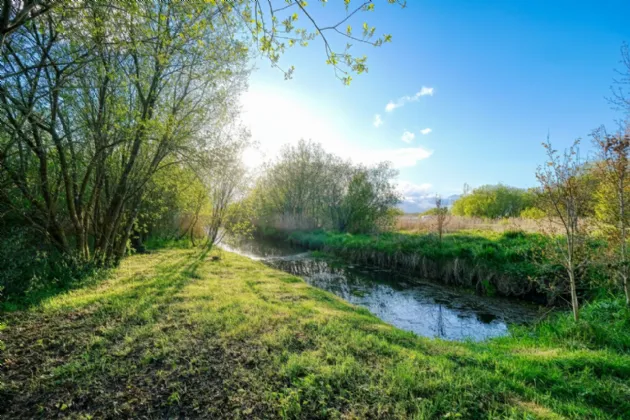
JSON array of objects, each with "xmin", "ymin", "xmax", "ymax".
[{"xmin": 0, "ymin": 309, "xmax": 278, "ymax": 419}]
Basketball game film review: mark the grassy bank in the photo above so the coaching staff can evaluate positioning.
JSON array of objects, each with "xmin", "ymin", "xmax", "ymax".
[
  {"xmin": 1, "ymin": 247, "xmax": 628, "ymax": 418},
  {"xmin": 288, "ymin": 230, "xmax": 568, "ymax": 302}
]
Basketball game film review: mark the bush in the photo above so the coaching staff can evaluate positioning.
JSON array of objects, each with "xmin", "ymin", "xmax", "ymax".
[
  {"xmin": 520, "ymin": 207, "xmax": 546, "ymax": 220},
  {"xmin": 452, "ymin": 184, "xmax": 535, "ymax": 218},
  {"xmin": 0, "ymin": 227, "xmax": 102, "ymax": 309}
]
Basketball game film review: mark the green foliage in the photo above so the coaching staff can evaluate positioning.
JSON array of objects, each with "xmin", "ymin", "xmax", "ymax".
[
  {"xmin": 513, "ymin": 298, "xmax": 630, "ymax": 352},
  {"xmin": 141, "ymin": 163, "xmax": 211, "ymax": 241},
  {"xmin": 289, "ymin": 229, "xmax": 552, "ymax": 296},
  {"xmin": 288, "ymin": 229, "xmax": 608, "ymax": 302},
  {"xmin": 251, "ymin": 140, "xmax": 400, "ymax": 234},
  {"xmin": 0, "ymin": 226, "xmax": 105, "ymax": 310},
  {"xmin": 0, "ymin": 0, "xmax": 250, "ymax": 266},
  {"xmin": 452, "ymin": 184, "xmax": 536, "ymax": 219},
  {"xmin": 237, "ymin": 0, "xmax": 405, "ymax": 84},
  {"xmin": 520, "ymin": 206, "xmax": 546, "ymax": 219},
  {"xmin": 0, "ymin": 0, "xmax": 403, "ymax": 298}
]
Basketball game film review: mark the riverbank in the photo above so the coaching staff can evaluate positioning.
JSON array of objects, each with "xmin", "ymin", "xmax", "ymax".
[
  {"xmin": 287, "ymin": 230, "xmax": 562, "ymax": 302},
  {"xmin": 1, "ymin": 247, "xmax": 628, "ymax": 418}
]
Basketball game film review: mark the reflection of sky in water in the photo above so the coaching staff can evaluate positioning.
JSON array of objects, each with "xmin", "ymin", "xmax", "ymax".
[
  {"xmin": 306, "ymin": 273, "xmax": 507, "ymax": 340},
  {"xmin": 221, "ymin": 237, "xmax": 540, "ymax": 342}
]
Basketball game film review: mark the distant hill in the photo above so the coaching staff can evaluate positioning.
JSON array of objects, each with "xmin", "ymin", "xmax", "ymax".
[{"xmin": 398, "ymin": 194, "xmax": 461, "ymax": 214}]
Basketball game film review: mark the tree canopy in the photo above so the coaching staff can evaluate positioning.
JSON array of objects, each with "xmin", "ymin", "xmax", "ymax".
[
  {"xmin": 248, "ymin": 140, "xmax": 400, "ymax": 233},
  {"xmin": 451, "ymin": 184, "xmax": 536, "ymax": 219}
]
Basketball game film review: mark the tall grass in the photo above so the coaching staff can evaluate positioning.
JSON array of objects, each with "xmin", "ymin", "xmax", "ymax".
[
  {"xmin": 288, "ymin": 230, "xmax": 559, "ymax": 301},
  {"xmin": 396, "ymin": 215, "xmax": 556, "ymax": 234}
]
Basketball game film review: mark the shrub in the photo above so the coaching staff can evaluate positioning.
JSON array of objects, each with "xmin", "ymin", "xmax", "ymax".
[
  {"xmin": 0, "ymin": 226, "xmax": 102, "ymax": 309},
  {"xmin": 520, "ymin": 207, "xmax": 546, "ymax": 220}
]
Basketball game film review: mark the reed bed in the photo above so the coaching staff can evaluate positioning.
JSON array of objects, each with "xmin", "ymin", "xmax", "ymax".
[
  {"xmin": 396, "ymin": 215, "xmax": 555, "ymax": 234},
  {"xmin": 288, "ymin": 230, "xmax": 555, "ymax": 302}
]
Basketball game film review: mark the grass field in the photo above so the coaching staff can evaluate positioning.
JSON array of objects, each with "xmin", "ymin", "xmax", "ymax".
[{"xmin": 1, "ymin": 247, "xmax": 628, "ymax": 418}]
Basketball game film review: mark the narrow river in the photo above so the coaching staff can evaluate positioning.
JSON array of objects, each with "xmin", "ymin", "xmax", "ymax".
[{"xmin": 220, "ymin": 236, "xmax": 541, "ymax": 341}]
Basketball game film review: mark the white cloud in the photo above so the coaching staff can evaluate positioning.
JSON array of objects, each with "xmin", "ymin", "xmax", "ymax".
[
  {"xmin": 363, "ymin": 147, "xmax": 432, "ymax": 168},
  {"xmin": 401, "ymin": 130, "xmax": 415, "ymax": 143},
  {"xmin": 385, "ymin": 86, "xmax": 434, "ymax": 112},
  {"xmin": 396, "ymin": 181, "xmax": 464, "ymax": 213},
  {"xmin": 396, "ymin": 181, "xmax": 434, "ymax": 213},
  {"xmin": 373, "ymin": 114, "xmax": 383, "ymax": 128},
  {"xmin": 240, "ymin": 87, "xmax": 433, "ymax": 171},
  {"xmin": 420, "ymin": 128, "xmax": 432, "ymax": 135},
  {"xmin": 398, "ymin": 180, "xmax": 432, "ymax": 198},
  {"xmin": 419, "ymin": 86, "xmax": 434, "ymax": 96},
  {"xmin": 385, "ymin": 101, "xmax": 397, "ymax": 112}
]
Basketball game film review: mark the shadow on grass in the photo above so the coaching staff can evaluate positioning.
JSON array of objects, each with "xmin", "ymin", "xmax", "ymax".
[
  {"xmin": 0, "ymin": 247, "xmax": 235, "ymax": 418},
  {"xmin": 0, "ymin": 244, "xmax": 211, "ymax": 313}
]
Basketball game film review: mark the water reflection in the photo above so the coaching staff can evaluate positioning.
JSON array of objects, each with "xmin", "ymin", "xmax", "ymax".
[{"xmin": 220, "ymin": 237, "xmax": 540, "ymax": 341}]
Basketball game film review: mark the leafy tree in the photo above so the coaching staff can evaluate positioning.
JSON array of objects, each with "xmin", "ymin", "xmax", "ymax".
[
  {"xmin": 0, "ymin": 0, "xmax": 59, "ymax": 45},
  {"xmin": 251, "ymin": 140, "xmax": 400, "ymax": 233},
  {"xmin": 536, "ymin": 139, "xmax": 592, "ymax": 321},
  {"xmin": 592, "ymin": 126, "xmax": 630, "ymax": 305},
  {"xmin": 334, "ymin": 162, "xmax": 400, "ymax": 233},
  {"xmin": 434, "ymin": 195, "xmax": 450, "ymax": 241},
  {"xmin": 206, "ymin": 158, "xmax": 251, "ymax": 247},
  {"xmin": 0, "ymin": 1, "xmax": 249, "ymax": 265},
  {"xmin": 520, "ymin": 207, "xmax": 546, "ymax": 220},
  {"xmin": 234, "ymin": 0, "xmax": 406, "ymax": 84},
  {"xmin": 451, "ymin": 184, "xmax": 535, "ymax": 219}
]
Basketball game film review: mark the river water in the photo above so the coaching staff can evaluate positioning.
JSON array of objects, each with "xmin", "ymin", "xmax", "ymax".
[{"xmin": 219, "ymin": 236, "xmax": 541, "ymax": 341}]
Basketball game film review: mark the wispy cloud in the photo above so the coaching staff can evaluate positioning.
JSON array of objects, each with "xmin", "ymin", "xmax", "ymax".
[
  {"xmin": 419, "ymin": 86, "xmax": 434, "ymax": 96},
  {"xmin": 374, "ymin": 147, "xmax": 432, "ymax": 168},
  {"xmin": 240, "ymin": 88, "xmax": 432, "ymax": 171},
  {"xmin": 420, "ymin": 128, "xmax": 432, "ymax": 135},
  {"xmin": 398, "ymin": 180, "xmax": 432, "ymax": 198},
  {"xmin": 373, "ymin": 114, "xmax": 383, "ymax": 128},
  {"xmin": 401, "ymin": 130, "xmax": 415, "ymax": 143},
  {"xmin": 385, "ymin": 86, "xmax": 434, "ymax": 112},
  {"xmin": 352, "ymin": 147, "xmax": 433, "ymax": 169}
]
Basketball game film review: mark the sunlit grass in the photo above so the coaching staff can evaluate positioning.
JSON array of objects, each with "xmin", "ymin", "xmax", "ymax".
[{"xmin": 1, "ymin": 248, "xmax": 628, "ymax": 418}]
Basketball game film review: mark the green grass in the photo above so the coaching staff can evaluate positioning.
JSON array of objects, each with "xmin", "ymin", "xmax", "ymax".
[
  {"xmin": 290, "ymin": 229, "xmax": 547, "ymax": 274},
  {"xmin": 1, "ymin": 248, "xmax": 628, "ymax": 418},
  {"xmin": 288, "ymin": 230, "xmax": 586, "ymax": 301}
]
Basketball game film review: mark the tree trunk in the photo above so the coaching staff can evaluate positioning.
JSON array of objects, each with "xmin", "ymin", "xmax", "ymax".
[
  {"xmin": 568, "ymin": 268, "xmax": 579, "ymax": 321},
  {"xmin": 623, "ymin": 274, "xmax": 630, "ymax": 306}
]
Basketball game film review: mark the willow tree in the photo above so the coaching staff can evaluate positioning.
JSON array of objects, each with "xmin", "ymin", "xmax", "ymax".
[
  {"xmin": 0, "ymin": 0, "xmax": 405, "ymax": 269},
  {"xmin": 0, "ymin": 1, "xmax": 249, "ymax": 264}
]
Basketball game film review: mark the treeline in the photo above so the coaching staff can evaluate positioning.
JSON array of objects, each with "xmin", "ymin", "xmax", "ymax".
[
  {"xmin": 0, "ymin": 1, "xmax": 401, "ymax": 302},
  {"xmin": 422, "ymin": 131, "xmax": 630, "ymax": 318},
  {"xmin": 451, "ymin": 184, "xmax": 540, "ymax": 219},
  {"xmin": 0, "ymin": 2, "xmax": 253, "ymax": 300},
  {"xmin": 246, "ymin": 140, "xmax": 401, "ymax": 234}
]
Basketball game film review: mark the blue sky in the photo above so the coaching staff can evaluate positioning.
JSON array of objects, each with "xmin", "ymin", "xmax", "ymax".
[{"xmin": 240, "ymin": 0, "xmax": 630, "ymax": 211}]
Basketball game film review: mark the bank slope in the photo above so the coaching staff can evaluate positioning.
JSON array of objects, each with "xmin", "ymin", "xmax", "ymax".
[{"xmin": 0, "ymin": 248, "xmax": 628, "ymax": 418}]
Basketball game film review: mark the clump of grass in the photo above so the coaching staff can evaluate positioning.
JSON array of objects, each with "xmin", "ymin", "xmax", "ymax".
[
  {"xmin": 1, "ymin": 248, "xmax": 628, "ymax": 418},
  {"xmin": 512, "ymin": 298, "xmax": 630, "ymax": 352}
]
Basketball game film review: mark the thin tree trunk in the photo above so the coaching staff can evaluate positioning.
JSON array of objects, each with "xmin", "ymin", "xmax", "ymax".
[{"xmin": 568, "ymin": 268, "xmax": 579, "ymax": 321}]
